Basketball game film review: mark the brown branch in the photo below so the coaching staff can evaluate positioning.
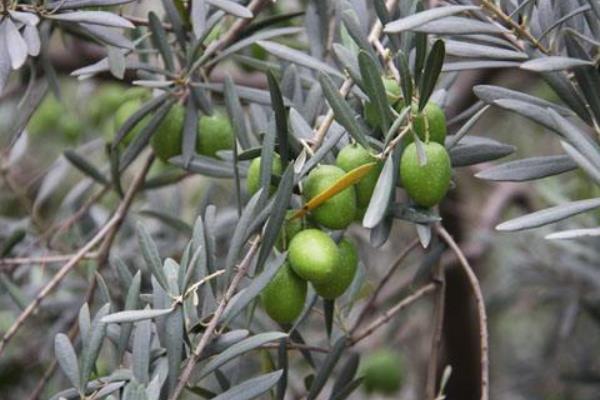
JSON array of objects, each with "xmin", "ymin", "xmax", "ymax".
[
  {"xmin": 425, "ymin": 263, "xmax": 446, "ymax": 400},
  {"xmin": 169, "ymin": 237, "xmax": 261, "ymax": 400},
  {"xmin": 0, "ymin": 153, "xmax": 154, "ymax": 358},
  {"xmin": 350, "ymin": 282, "xmax": 437, "ymax": 345},
  {"xmin": 350, "ymin": 238, "xmax": 420, "ymax": 334},
  {"xmin": 436, "ymin": 225, "xmax": 489, "ymax": 400},
  {"xmin": 0, "ymin": 253, "xmax": 97, "ymax": 268}
]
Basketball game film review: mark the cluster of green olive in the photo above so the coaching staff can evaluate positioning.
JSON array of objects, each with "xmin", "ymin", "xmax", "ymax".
[
  {"xmin": 251, "ymin": 77, "xmax": 452, "ymax": 325},
  {"xmin": 112, "ymin": 97, "xmax": 234, "ymax": 162},
  {"xmin": 368, "ymin": 77, "xmax": 453, "ymax": 208}
]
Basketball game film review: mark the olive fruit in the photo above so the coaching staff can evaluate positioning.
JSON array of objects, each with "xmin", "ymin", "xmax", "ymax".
[
  {"xmin": 364, "ymin": 78, "xmax": 402, "ymax": 128},
  {"xmin": 275, "ymin": 211, "xmax": 305, "ymax": 251},
  {"xmin": 313, "ymin": 238, "xmax": 358, "ymax": 299},
  {"xmin": 400, "ymin": 142, "xmax": 452, "ymax": 208},
  {"xmin": 336, "ymin": 144, "xmax": 383, "ymax": 216},
  {"xmin": 150, "ymin": 104, "xmax": 185, "ymax": 162},
  {"xmin": 303, "ymin": 165, "xmax": 357, "ymax": 230},
  {"xmin": 197, "ymin": 113, "xmax": 234, "ymax": 157},
  {"xmin": 114, "ymin": 98, "xmax": 151, "ymax": 146},
  {"xmin": 361, "ymin": 349, "xmax": 404, "ymax": 394},
  {"xmin": 246, "ymin": 154, "xmax": 283, "ymax": 196},
  {"xmin": 405, "ymin": 102, "xmax": 447, "ymax": 145},
  {"xmin": 288, "ymin": 229, "xmax": 339, "ymax": 284},
  {"xmin": 261, "ymin": 262, "xmax": 307, "ymax": 324}
]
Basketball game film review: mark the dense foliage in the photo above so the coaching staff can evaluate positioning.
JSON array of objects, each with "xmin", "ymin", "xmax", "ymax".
[{"xmin": 0, "ymin": 0, "xmax": 599, "ymax": 399}]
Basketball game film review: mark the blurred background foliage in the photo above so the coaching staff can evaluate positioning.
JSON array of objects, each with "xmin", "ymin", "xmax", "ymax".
[{"xmin": 0, "ymin": 0, "xmax": 599, "ymax": 399}]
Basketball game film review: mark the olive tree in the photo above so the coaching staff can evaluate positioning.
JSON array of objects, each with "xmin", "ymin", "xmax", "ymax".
[{"xmin": 0, "ymin": 0, "xmax": 598, "ymax": 399}]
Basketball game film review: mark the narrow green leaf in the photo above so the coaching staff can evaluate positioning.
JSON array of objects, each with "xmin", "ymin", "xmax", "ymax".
[
  {"xmin": 132, "ymin": 318, "xmax": 152, "ymax": 384},
  {"xmin": 449, "ymin": 136, "xmax": 515, "ymax": 167},
  {"xmin": 267, "ymin": 70, "xmax": 289, "ymax": 168},
  {"xmin": 330, "ymin": 353, "xmax": 359, "ymax": 400},
  {"xmin": 418, "ymin": 39, "xmax": 445, "ymax": 110},
  {"xmin": 55, "ymin": 333, "xmax": 80, "ymax": 390},
  {"xmin": 198, "ymin": 332, "xmax": 288, "ymax": 379},
  {"xmin": 307, "ymin": 335, "xmax": 347, "ymax": 400},
  {"xmin": 182, "ymin": 97, "xmax": 199, "ymax": 167},
  {"xmin": 166, "ymin": 305, "xmax": 184, "ymax": 395},
  {"xmin": 224, "ymin": 74, "xmax": 251, "ymax": 150},
  {"xmin": 497, "ymin": 198, "xmax": 600, "ymax": 231},
  {"xmin": 120, "ymin": 99, "xmax": 174, "ymax": 170},
  {"xmin": 221, "ymin": 252, "xmax": 287, "ymax": 324},
  {"xmin": 324, "ymin": 299, "xmax": 334, "ymax": 339},
  {"xmin": 255, "ymin": 165, "xmax": 295, "ymax": 271},
  {"xmin": 396, "ymin": 51, "xmax": 412, "ymax": 106},
  {"xmin": 318, "ymin": 73, "xmax": 370, "ymax": 149},
  {"xmin": 211, "ymin": 370, "xmax": 283, "ymax": 400},
  {"xmin": 363, "ymin": 156, "xmax": 394, "ymax": 228},
  {"xmin": 137, "ymin": 222, "xmax": 169, "ymax": 291},
  {"xmin": 224, "ymin": 189, "xmax": 262, "ymax": 281},
  {"xmin": 384, "ymin": 5, "xmax": 479, "ymax": 33},
  {"xmin": 64, "ymin": 150, "xmax": 108, "ymax": 185},
  {"xmin": 520, "ymin": 56, "xmax": 594, "ymax": 72},
  {"xmin": 80, "ymin": 303, "xmax": 110, "ymax": 390},
  {"xmin": 359, "ymin": 51, "xmax": 392, "ymax": 132},
  {"xmin": 102, "ymin": 308, "xmax": 174, "ymax": 324},
  {"xmin": 476, "ymin": 155, "xmax": 577, "ymax": 181},
  {"xmin": 148, "ymin": 12, "xmax": 175, "ymax": 71},
  {"xmin": 117, "ymin": 271, "xmax": 141, "ymax": 360},
  {"xmin": 257, "ymin": 40, "xmax": 344, "ymax": 79},
  {"xmin": 206, "ymin": 0, "xmax": 253, "ymax": 18}
]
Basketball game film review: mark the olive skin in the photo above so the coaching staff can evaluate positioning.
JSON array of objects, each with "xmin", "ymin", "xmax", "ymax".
[
  {"xmin": 303, "ymin": 165, "xmax": 357, "ymax": 230},
  {"xmin": 313, "ymin": 238, "xmax": 358, "ymax": 299},
  {"xmin": 197, "ymin": 113, "xmax": 234, "ymax": 157},
  {"xmin": 400, "ymin": 142, "xmax": 452, "ymax": 208},
  {"xmin": 246, "ymin": 155, "xmax": 283, "ymax": 196},
  {"xmin": 150, "ymin": 104, "xmax": 185, "ymax": 162},
  {"xmin": 114, "ymin": 98, "xmax": 151, "ymax": 146},
  {"xmin": 336, "ymin": 144, "xmax": 383, "ymax": 213},
  {"xmin": 150, "ymin": 106, "xmax": 236, "ymax": 162},
  {"xmin": 404, "ymin": 102, "xmax": 447, "ymax": 145},
  {"xmin": 261, "ymin": 262, "xmax": 307, "ymax": 324},
  {"xmin": 288, "ymin": 229, "xmax": 339, "ymax": 284},
  {"xmin": 275, "ymin": 211, "xmax": 305, "ymax": 251},
  {"xmin": 361, "ymin": 349, "xmax": 404, "ymax": 394},
  {"xmin": 364, "ymin": 78, "xmax": 402, "ymax": 128}
]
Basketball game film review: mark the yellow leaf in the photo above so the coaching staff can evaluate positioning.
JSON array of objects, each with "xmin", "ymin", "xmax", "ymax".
[{"xmin": 290, "ymin": 162, "xmax": 377, "ymax": 220}]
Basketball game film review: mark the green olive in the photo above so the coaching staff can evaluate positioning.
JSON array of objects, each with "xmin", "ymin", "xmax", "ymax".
[
  {"xmin": 400, "ymin": 142, "xmax": 452, "ymax": 208},
  {"xmin": 288, "ymin": 229, "xmax": 339, "ymax": 284},
  {"xmin": 261, "ymin": 262, "xmax": 307, "ymax": 324},
  {"xmin": 303, "ymin": 165, "xmax": 357, "ymax": 230},
  {"xmin": 313, "ymin": 238, "xmax": 358, "ymax": 299}
]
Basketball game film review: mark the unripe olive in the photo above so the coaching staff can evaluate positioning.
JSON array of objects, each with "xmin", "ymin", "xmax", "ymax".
[
  {"xmin": 114, "ymin": 98, "xmax": 151, "ymax": 146},
  {"xmin": 364, "ymin": 78, "xmax": 402, "ymax": 128},
  {"xmin": 313, "ymin": 238, "xmax": 358, "ymax": 299},
  {"xmin": 246, "ymin": 154, "xmax": 283, "ymax": 196},
  {"xmin": 288, "ymin": 229, "xmax": 339, "ymax": 284},
  {"xmin": 275, "ymin": 211, "xmax": 305, "ymax": 251},
  {"xmin": 197, "ymin": 112, "xmax": 234, "ymax": 157},
  {"xmin": 336, "ymin": 144, "xmax": 383, "ymax": 214},
  {"xmin": 361, "ymin": 349, "xmax": 404, "ymax": 394},
  {"xmin": 303, "ymin": 165, "xmax": 357, "ymax": 230},
  {"xmin": 404, "ymin": 101, "xmax": 447, "ymax": 145},
  {"xmin": 400, "ymin": 142, "xmax": 452, "ymax": 208},
  {"xmin": 261, "ymin": 262, "xmax": 307, "ymax": 324},
  {"xmin": 150, "ymin": 104, "xmax": 185, "ymax": 162}
]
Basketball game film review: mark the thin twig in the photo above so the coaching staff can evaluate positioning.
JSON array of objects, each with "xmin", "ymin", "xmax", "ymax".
[
  {"xmin": 309, "ymin": 0, "xmax": 401, "ymax": 151},
  {"xmin": 350, "ymin": 239, "xmax": 420, "ymax": 334},
  {"xmin": 169, "ymin": 238, "xmax": 261, "ymax": 400},
  {"xmin": 480, "ymin": 0, "xmax": 550, "ymax": 54},
  {"xmin": 0, "ymin": 253, "xmax": 98, "ymax": 267},
  {"xmin": 0, "ymin": 154, "xmax": 154, "ymax": 358},
  {"xmin": 189, "ymin": 0, "xmax": 273, "ymax": 76},
  {"xmin": 425, "ymin": 262, "xmax": 446, "ymax": 400},
  {"xmin": 350, "ymin": 282, "xmax": 436, "ymax": 345},
  {"xmin": 436, "ymin": 225, "xmax": 489, "ymax": 400}
]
